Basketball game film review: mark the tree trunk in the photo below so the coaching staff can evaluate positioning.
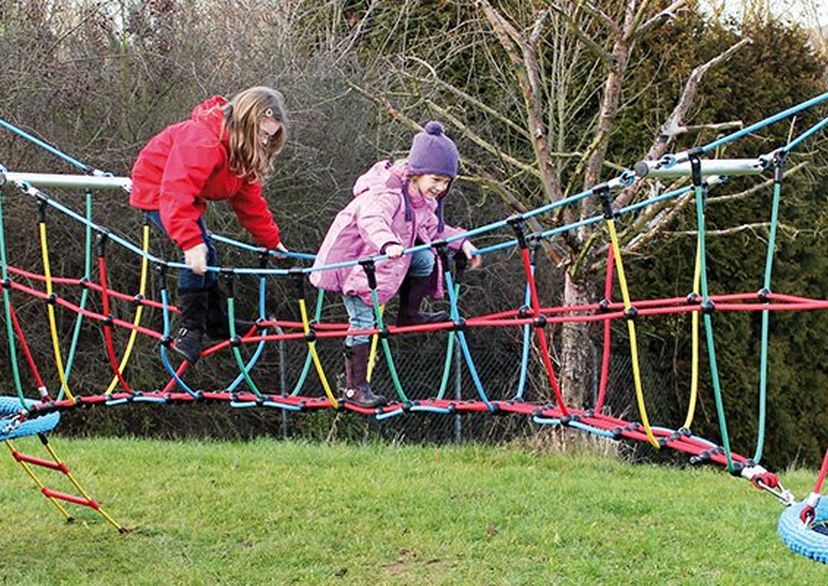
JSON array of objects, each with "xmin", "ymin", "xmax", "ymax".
[{"xmin": 560, "ymin": 270, "xmax": 598, "ymax": 409}]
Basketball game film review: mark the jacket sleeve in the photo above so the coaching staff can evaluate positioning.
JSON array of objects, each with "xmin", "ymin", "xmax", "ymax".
[
  {"xmin": 230, "ymin": 179, "xmax": 281, "ymax": 249},
  {"xmin": 354, "ymin": 191, "xmax": 402, "ymax": 252},
  {"xmin": 159, "ymin": 125, "xmax": 225, "ymax": 250}
]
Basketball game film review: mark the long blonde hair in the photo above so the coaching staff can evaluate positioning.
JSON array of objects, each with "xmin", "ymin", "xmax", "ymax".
[{"xmin": 222, "ymin": 86, "xmax": 288, "ymax": 180}]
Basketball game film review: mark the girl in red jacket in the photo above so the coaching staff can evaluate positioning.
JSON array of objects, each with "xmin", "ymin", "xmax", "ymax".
[{"xmin": 130, "ymin": 86, "xmax": 289, "ymax": 363}]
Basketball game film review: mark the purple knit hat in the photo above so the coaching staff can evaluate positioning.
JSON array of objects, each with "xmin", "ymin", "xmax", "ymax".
[{"xmin": 407, "ymin": 121, "xmax": 459, "ymax": 178}]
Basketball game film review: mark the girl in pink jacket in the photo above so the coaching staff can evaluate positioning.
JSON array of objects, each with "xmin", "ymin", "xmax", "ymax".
[{"xmin": 310, "ymin": 122, "xmax": 480, "ymax": 407}]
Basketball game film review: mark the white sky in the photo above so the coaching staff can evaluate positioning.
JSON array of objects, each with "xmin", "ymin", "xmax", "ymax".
[{"xmin": 701, "ymin": 0, "xmax": 828, "ymax": 27}]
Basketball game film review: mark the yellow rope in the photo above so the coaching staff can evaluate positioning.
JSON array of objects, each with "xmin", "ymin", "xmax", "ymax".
[
  {"xmin": 105, "ymin": 224, "xmax": 150, "ymax": 395},
  {"xmin": 682, "ymin": 244, "xmax": 702, "ymax": 430},
  {"xmin": 606, "ymin": 219, "xmax": 659, "ymax": 448},
  {"xmin": 297, "ymin": 298, "xmax": 338, "ymax": 407},
  {"xmin": 366, "ymin": 304, "xmax": 384, "ymax": 382},
  {"xmin": 39, "ymin": 222, "xmax": 74, "ymax": 402}
]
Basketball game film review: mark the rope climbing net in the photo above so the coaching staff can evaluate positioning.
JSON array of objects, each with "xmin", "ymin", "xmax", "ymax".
[{"xmin": 2, "ymin": 93, "xmax": 828, "ymax": 558}]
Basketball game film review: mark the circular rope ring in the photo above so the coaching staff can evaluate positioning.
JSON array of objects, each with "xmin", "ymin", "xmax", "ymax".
[
  {"xmin": 0, "ymin": 396, "xmax": 60, "ymax": 441},
  {"xmin": 778, "ymin": 499, "xmax": 828, "ymax": 564}
]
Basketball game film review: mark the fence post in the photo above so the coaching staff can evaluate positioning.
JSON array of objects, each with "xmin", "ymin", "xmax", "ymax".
[{"xmin": 453, "ymin": 340, "xmax": 462, "ymax": 442}]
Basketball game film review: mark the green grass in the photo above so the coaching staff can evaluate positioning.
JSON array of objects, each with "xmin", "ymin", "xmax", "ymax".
[{"xmin": 1, "ymin": 436, "xmax": 826, "ymax": 585}]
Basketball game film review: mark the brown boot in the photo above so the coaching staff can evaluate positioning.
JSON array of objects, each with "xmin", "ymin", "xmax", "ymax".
[
  {"xmin": 396, "ymin": 274, "xmax": 448, "ymax": 326},
  {"xmin": 341, "ymin": 344, "xmax": 387, "ymax": 407}
]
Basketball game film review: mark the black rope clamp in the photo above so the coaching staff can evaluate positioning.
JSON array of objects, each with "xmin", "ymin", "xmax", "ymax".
[
  {"xmin": 701, "ymin": 300, "xmax": 715, "ymax": 315},
  {"xmin": 96, "ymin": 231, "xmax": 109, "ymax": 257},
  {"xmin": 452, "ymin": 318, "xmax": 466, "ymax": 332},
  {"xmin": 453, "ymin": 249, "xmax": 468, "ymax": 284},
  {"xmin": 687, "ymin": 148, "xmax": 704, "ymax": 187},
  {"xmin": 378, "ymin": 327, "xmax": 391, "ymax": 340},
  {"xmin": 624, "ymin": 306, "xmax": 638, "ymax": 320},
  {"xmin": 132, "ymin": 294, "xmax": 144, "ymax": 307},
  {"xmin": 598, "ymin": 298, "xmax": 611, "ymax": 313},
  {"xmin": 433, "ymin": 240, "xmax": 450, "ymax": 267},
  {"xmin": 358, "ymin": 258, "xmax": 378, "ymax": 290},
  {"xmin": 222, "ymin": 268, "xmax": 236, "ymax": 297},
  {"xmin": 757, "ymin": 288, "xmax": 771, "ymax": 303},
  {"xmin": 0, "ymin": 277, "xmax": 10, "ymax": 290},
  {"xmin": 772, "ymin": 149, "xmax": 788, "ymax": 183},
  {"xmin": 593, "ymin": 184, "xmax": 615, "ymax": 220},
  {"xmin": 37, "ymin": 196, "xmax": 48, "ymax": 223},
  {"xmin": 258, "ymin": 252, "xmax": 269, "ymax": 269},
  {"xmin": 507, "ymin": 214, "xmax": 528, "ymax": 249},
  {"xmin": 230, "ymin": 335, "xmax": 242, "ymax": 348},
  {"xmin": 289, "ymin": 266, "xmax": 305, "ymax": 298},
  {"xmin": 155, "ymin": 263, "xmax": 169, "ymax": 290},
  {"xmin": 533, "ymin": 314, "xmax": 548, "ymax": 328},
  {"xmin": 160, "ymin": 335, "xmax": 173, "ymax": 348},
  {"xmin": 686, "ymin": 292, "xmax": 700, "ymax": 305}
]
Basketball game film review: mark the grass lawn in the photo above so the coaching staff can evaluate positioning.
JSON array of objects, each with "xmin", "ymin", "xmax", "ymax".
[{"xmin": 1, "ymin": 436, "xmax": 826, "ymax": 584}]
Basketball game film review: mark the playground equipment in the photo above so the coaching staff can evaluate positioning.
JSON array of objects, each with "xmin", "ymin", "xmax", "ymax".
[{"xmin": 1, "ymin": 93, "xmax": 828, "ymax": 559}]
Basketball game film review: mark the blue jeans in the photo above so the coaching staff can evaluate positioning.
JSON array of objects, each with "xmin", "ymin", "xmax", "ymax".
[
  {"xmin": 145, "ymin": 211, "xmax": 218, "ymax": 291},
  {"xmin": 342, "ymin": 248, "xmax": 435, "ymax": 346}
]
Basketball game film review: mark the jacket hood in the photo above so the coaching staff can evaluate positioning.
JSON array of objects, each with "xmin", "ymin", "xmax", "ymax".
[{"xmin": 190, "ymin": 95, "xmax": 228, "ymax": 139}]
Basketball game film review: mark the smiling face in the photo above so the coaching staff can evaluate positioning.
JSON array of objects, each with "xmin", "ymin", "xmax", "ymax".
[{"xmin": 411, "ymin": 174, "xmax": 451, "ymax": 199}]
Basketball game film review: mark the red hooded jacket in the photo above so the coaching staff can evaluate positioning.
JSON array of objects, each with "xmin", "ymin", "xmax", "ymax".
[{"xmin": 130, "ymin": 96, "xmax": 281, "ymax": 251}]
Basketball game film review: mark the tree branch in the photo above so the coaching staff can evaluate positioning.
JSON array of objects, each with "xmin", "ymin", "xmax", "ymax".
[{"xmin": 614, "ymin": 36, "xmax": 753, "ymax": 208}]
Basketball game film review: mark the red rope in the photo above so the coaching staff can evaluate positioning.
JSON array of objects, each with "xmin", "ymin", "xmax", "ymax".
[
  {"xmin": 8, "ymin": 299, "xmax": 48, "ymax": 394},
  {"xmin": 595, "ymin": 244, "xmax": 615, "ymax": 412},
  {"xmin": 519, "ymin": 248, "xmax": 567, "ymax": 415},
  {"xmin": 97, "ymin": 256, "xmax": 131, "ymax": 393}
]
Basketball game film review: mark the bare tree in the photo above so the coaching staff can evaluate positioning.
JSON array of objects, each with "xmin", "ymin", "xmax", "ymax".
[{"xmin": 346, "ymin": 0, "xmax": 759, "ymax": 406}]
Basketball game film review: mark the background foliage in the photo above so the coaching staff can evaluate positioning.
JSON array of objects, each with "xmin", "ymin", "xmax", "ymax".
[{"xmin": 1, "ymin": 0, "xmax": 827, "ymax": 467}]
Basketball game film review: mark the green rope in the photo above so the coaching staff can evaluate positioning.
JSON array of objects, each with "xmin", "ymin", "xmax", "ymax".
[
  {"xmin": 0, "ymin": 187, "xmax": 27, "ymax": 409},
  {"xmin": 435, "ymin": 284, "xmax": 460, "ymax": 400},
  {"xmin": 228, "ymin": 294, "xmax": 263, "ymax": 399},
  {"xmin": 370, "ymin": 288, "xmax": 408, "ymax": 403},
  {"xmin": 63, "ymin": 190, "xmax": 93, "ymax": 388},
  {"xmin": 693, "ymin": 174, "xmax": 735, "ymax": 471},
  {"xmin": 754, "ymin": 173, "xmax": 783, "ymax": 463}
]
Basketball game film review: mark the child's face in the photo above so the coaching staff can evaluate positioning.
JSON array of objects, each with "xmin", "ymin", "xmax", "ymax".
[
  {"xmin": 412, "ymin": 174, "xmax": 451, "ymax": 199},
  {"xmin": 258, "ymin": 112, "xmax": 282, "ymax": 146}
]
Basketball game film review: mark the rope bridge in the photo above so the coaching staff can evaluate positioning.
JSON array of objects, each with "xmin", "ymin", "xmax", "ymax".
[{"xmin": 2, "ymin": 93, "xmax": 828, "ymax": 559}]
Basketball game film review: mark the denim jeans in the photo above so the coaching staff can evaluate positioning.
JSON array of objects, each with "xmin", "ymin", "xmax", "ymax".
[
  {"xmin": 408, "ymin": 248, "xmax": 435, "ymax": 278},
  {"xmin": 145, "ymin": 211, "xmax": 218, "ymax": 291},
  {"xmin": 342, "ymin": 294, "xmax": 375, "ymax": 347},
  {"xmin": 342, "ymin": 248, "xmax": 436, "ymax": 346}
]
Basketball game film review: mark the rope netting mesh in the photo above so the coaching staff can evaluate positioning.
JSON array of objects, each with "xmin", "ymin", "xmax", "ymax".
[{"xmin": 2, "ymin": 93, "xmax": 828, "ymax": 552}]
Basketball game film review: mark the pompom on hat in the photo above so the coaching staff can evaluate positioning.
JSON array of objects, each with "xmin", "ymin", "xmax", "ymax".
[{"xmin": 406, "ymin": 121, "xmax": 459, "ymax": 178}]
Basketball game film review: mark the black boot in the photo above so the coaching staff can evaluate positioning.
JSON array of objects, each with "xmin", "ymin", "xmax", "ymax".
[
  {"xmin": 205, "ymin": 285, "xmax": 257, "ymax": 340},
  {"xmin": 341, "ymin": 344, "xmax": 387, "ymax": 407},
  {"xmin": 173, "ymin": 289, "xmax": 208, "ymax": 363},
  {"xmin": 396, "ymin": 274, "xmax": 448, "ymax": 326}
]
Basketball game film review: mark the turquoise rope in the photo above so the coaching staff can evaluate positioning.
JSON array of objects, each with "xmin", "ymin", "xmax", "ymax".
[
  {"xmin": 227, "ymin": 274, "xmax": 269, "ymax": 393},
  {"xmin": 290, "ymin": 289, "xmax": 324, "ymax": 396},
  {"xmin": 0, "ymin": 186, "xmax": 27, "ymax": 410},
  {"xmin": 443, "ymin": 271, "xmax": 492, "ymax": 410},
  {"xmin": 63, "ymin": 190, "xmax": 94, "ymax": 390}
]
